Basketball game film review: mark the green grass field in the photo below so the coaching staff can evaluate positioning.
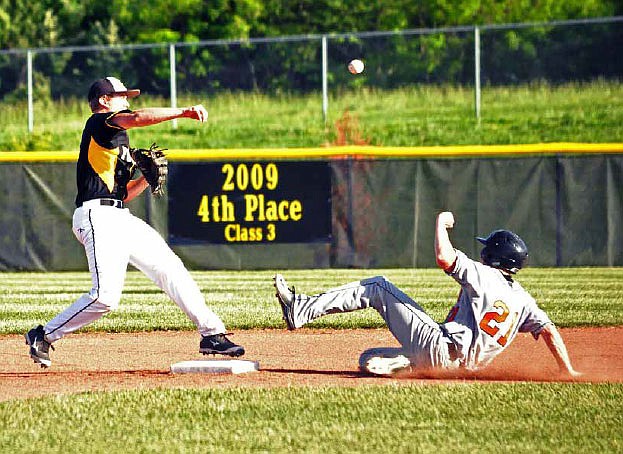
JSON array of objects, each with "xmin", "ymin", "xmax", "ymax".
[
  {"xmin": 1, "ymin": 268, "xmax": 622, "ymax": 452},
  {"xmin": 1, "ymin": 81, "xmax": 622, "ymax": 151},
  {"xmin": 1, "ymin": 385, "xmax": 621, "ymax": 453},
  {"xmin": 2, "ymin": 267, "xmax": 623, "ymax": 335},
  {"xmin": 1, "ymin": 81, "xmax": 622, "ymax": 452}
]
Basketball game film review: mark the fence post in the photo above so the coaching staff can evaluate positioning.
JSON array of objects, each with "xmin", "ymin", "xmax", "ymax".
[
  {"xmin": 169, "ymin": 43, "xmax": 178, "ymax": 129},
  {"xmin": 27, "ymin": 50, "xmax": 34, "ymax": 133},
  {"xmin": 474, "ymin": 26, "xmax": 481, "ymax": 121},
  {"xmin": 322, "ymin": 35, "xmax": 328, "ymax": 126}
]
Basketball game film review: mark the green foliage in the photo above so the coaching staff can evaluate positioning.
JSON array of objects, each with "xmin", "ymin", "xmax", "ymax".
[
  {"xmin": 1, "ymin": 384, "xmax": 621, "ymax": 452},
  {"xmin": 2, "ymin": 72, "xmax": 52, "ymax": 103},
  {"xmin": 112, "ymin": 0, "xmax": 264, "ymax": 43},
  {"xmin": 1, "ymin": 1, "xmax": 620, "ymax": 103},
  {"xmin": 0, "ymin": 132, "xmax": 56, "ymax": 151},
  {"xmin": 1, "ymin": 0, "xmax": 617, "ymax": 53}
]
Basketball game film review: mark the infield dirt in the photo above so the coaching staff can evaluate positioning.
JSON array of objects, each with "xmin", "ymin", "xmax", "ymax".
[{"xmin": 1, "ymin": 327, "xmax": 621, "ymax": 402}]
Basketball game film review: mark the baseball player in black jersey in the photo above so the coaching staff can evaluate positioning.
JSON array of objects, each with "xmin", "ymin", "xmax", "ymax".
[
  {"xmin": 25, "ymin": 76, "xmax": 244, "ymax": 368},
  {"xmin": 274, "ymin": 211, "xmax": 580, "ymax": 378}
]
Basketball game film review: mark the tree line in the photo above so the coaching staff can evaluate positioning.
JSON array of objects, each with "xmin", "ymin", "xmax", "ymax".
[
  {"xmin": 0, "ymin": 1, "xmax": 620, "ymax": 50},
  {"xmin": 0, "ymin": 0, "xmax": 621, "ymax": 100}
]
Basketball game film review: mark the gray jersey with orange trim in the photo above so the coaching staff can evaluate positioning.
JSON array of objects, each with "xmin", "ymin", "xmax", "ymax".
[{"xmin": 441, "ymin": 250, "xmax": 552, "ymax": 370}]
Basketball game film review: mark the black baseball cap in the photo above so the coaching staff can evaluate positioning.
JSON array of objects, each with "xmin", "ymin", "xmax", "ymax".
[{"xmin": 88, "ymin": 76, "xmax": 140, "ymax": 102}]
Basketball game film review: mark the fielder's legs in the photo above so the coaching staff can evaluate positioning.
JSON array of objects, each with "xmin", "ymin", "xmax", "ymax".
[
  {"xmin": 126, "ymin": 214, "xmax": 226, "ymax": 336},
  {"xmin": 45, "ymin": 206, "xmax": 128, "ymax": 343},
  {"xmin": 26, "ymin": 206, "xmax": 129, "ymax": 367}
]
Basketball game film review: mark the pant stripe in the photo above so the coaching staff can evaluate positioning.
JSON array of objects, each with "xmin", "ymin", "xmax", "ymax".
[
  {"xmin": 46, "ymin": 209, "xmax": 101, "ymax": 336},
  {"xmin": 89, "ymin": 209, "xmax": 101, "ymax": 294}
]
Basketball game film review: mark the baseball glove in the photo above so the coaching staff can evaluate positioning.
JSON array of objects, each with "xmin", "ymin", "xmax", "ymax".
[{"xmin": 130, "ymin": 143, "xmax": 168, "ymax": 197}]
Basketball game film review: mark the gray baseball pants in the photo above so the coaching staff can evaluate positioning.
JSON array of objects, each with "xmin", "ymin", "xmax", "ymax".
[{"xmin": 292, "ymin": 276, "xmax": 456, "ymax": 370}]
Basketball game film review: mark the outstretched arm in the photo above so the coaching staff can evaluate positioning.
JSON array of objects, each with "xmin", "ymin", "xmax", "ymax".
[
  {"xmin": 111, "ymin": 105, "xmax": 208, "ymax": 129},
  {"xmin": 540, "ymin": 323, "xmax": 581, "ymax": 377},
  {"xmin": 435, "ymin": 211, "xmax": 457, "ymax": 271}
]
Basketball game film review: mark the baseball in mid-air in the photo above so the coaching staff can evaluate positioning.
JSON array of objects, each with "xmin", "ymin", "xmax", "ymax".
[{"xmin": 348, "ymin": 59, "xmax": 365, "ymax": 74}]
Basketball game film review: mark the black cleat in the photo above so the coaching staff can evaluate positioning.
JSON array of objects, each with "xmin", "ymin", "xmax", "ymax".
[
  {"xmin": 199, "ymin": 333, "xmax": 245, "ymax": 357},
  {"xmin": 273, "ymin": 274, "xmax": 297, "ymax": 330},
  {"xmin": 24, "ymin": 325, "xmax": 54, "ymax": 368}
]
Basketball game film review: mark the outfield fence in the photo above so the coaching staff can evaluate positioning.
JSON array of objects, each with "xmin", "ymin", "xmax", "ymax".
[
  {"xmin": 1, "ymin": 16, "xmax": 622, "ymax": 132},
  {"xmin": 1, "ymin": 144, "xmax": 623, "ymax": 271}
]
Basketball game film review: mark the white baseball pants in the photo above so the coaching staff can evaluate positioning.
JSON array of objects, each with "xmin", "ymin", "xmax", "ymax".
[{"xmin": 44, "ymin": 201, "xmax": 226, "ymax": 342}]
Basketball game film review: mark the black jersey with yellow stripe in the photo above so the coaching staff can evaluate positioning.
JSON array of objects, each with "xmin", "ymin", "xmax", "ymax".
[{"xmin": 75, "ymin": 110, "xmax": 136, "ymax": 207}]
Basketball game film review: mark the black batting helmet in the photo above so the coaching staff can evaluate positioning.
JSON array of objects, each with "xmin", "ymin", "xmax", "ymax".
[{"xmin": 476, "ymin": 230, "xmax": 528, "ymax": 274}]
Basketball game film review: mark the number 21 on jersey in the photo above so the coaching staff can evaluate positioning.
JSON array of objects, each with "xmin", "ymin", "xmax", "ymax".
[{"xmin": 479, "ymin": 301, "xmax": 519, "ymax": 347}]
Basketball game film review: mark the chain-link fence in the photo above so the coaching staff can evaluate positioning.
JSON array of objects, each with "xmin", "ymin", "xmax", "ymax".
[{"xmin": 1, "ymin": 16, "xmax": 622, "ymax": 132}]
